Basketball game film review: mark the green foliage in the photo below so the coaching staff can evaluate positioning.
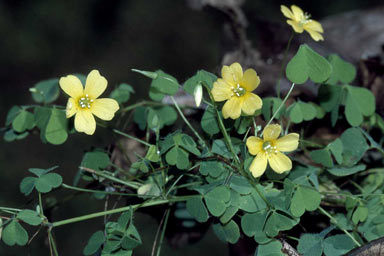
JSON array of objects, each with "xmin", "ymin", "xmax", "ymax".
[
  {"xmin": 286, "ymin": 44, "xmax": 332, "ymax": 84},
  {"xmin": 2, "ymin": 220, "xmax": 28, "ymax": 246},
  {"xmin": 184, "ymin": 70, "xmax": 217, "ymax": 95},
  {"xmin": 17, "ymin": 210, "xmax": 43, "ymax": 226},
  {"xmin": 286, "ymin": 101, "xmax": 319, "ymax": 123},
  {"xmin": 83, "ymin": 231, "xmax": 105, "ymax": 256},
  {"xmin": 212, "ymin": 220, "xmax": 240, "ymax": 244},
  {"xmin": 290, "ymin": 185, "xmax": 321, "ymax": 217},
  {"xmin": 30, "ymin": 78, "xmax": 60, "ymax": 104},
  {"xmin": 12, "ymin": 109, "xmax": 35, "ymax": 133},
  {"xmin": 110, "ymin": 83, "xmax": 134, "ymax": 104},
  {"xmin": 255, "ymin": 240, "xmax": 284, "ymax": 256},
  {"xmin": 204, "ymin": 185, "xmax": 231, "ymax": 217},
  {"xmin": 327, "ymin": 54, "xmax": 356, "ymax": 85},
  {"xmin": 186, "ymin": 197, "xmax": 209, "ymax": 223},
  {"xmin": 20, "ymin": 166, "xmax": 62, "ymax": 195}
]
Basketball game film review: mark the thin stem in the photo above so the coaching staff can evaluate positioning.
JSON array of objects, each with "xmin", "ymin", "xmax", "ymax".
[
  {"xmin": 276, "ymin": 31, "xmax": 294, "ymax": 98},
  {"xmin": 61, "ymin": 183, "xmax": 146, "ymax": 197},
  {"xmin": 0, "ymin": 207, "xmax": 22, "ymax": 213},
  {"xmin": 38, "ymin": 192, "xmax": 44, "ymax": 218},
  {"xmin": 80, "ymin": 167, "xmax": 141, "ymax": 190},
  {"xmin": 262, "ymin": 83, "xmax": 295, "ymax": 136},
  {"xmin": 201, "ymin": 82, "xmax": 240, "ymax": 164},
  {"xmin": 318, "ymin": 206, "xmax": 361, "ymax": 247},
  {"xmin": 51, "ymin": 195, "xmax": 199, "ymax": 227},
  {"xmin": 48, "ymin": 229, "xmax": 59, "ymax": 256},
  {"xmin": 156, "ymin": 209, "xmax": 170, "ymax": 256},
  {"xmin": 113, "ymin": 129, "xmax": 153, "ymax": 147},
  {"xmin": 121, "ymin": 101, "xmax": 164, "ymax": 112},
  {"xmin": 170, "ymin": 96, "xmax": 208, "ymax": 149}
]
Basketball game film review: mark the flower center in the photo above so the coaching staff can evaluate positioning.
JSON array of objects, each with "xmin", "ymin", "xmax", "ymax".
[
  {"xmin": 231, "ymin": 84, "xmax": 246, "ymax": 97},
  {"xmin": 299, "ymin": 13, "xmax": 311, "ymax": 26},
  {"xmin": 262, "ymin": 141, "xmax": 277, "ymax": 154},
  {"xmin": 78, "ymin": 94, "xmax": 94, "ymax": 109}
]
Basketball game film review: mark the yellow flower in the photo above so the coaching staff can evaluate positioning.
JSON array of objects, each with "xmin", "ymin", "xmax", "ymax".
[
  {"xmin": 59, "ymin": 70, "xmax": 119, "ymax": 135},
  {"xmin": 281, "ymin": 5, "xmax": 324, "ymax": 41},
  {"xmin": 211, "ymin": 62, "xmax": 262, "ymax": 119},
  {"xmin": 246, "ymin": 124, "xmax": 299, "ymax": 178}
]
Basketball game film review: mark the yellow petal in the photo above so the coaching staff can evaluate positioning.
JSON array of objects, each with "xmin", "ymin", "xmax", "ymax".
[
  {"xmin": 222, "ymin": 62, "xmax": 243, "ymax": 85},
  {"xmin": 263, "ymin": 124, "xmax": 281, "ymax": 141},
  {"xmin": 241, "ymin": 69, "xmax": 260, "ymax": 92},
  {"xmin": 305, "ymin": 29, "xmax": 324, "ymax": 41},
  {"xmin": 304, "ymin": 20, "xmax": 324, "ymax": 32},
  {"xmin": 74, "ymin": 110, "xmax": 96, "ymax": 135},
  {"xmin": 59, "ymin": 75, "xmax": 84, "ymax": 99},
  {"xmin": 66, "ymin": 98, "xmax": 78, "ymax": 118},
  {"xmin": 246, "ymin": 136, "xmax": 263, "ymax": 155},
  {"xmin": 249, "ymin": 153, "xmax": 268, "ymax": 178},
  {"xmin": 280, "ymin": 5, "xmax": 294, "ymax": 20},
  {"xmin": 222, "ymin": 96, "xmax": 243, "ymax": 119},
  {"xmin": 276, "ymin": 133, "xmax": 299, "ymax": 152},
  {"xmin": 241, "ymin": 93, "xmax": 262, "ymax": 115},
  {"xmin": 268, "ymin": 152, "xmax": 292, "ymax": 174},
  {"xmin": 91, "ymin": 98, "xmax": 120, "ymax": 121},
  {"xmin": 84, "ymin": 70, "xmax": 108, "ymax": 99},
  {"xmin": 291, "ymin": 5, "xmax": 304, "ymax": 21},
  {"xmin": 212, "ymin": 79, "xmax": 233, "ymax": 102},
  {"xmin": 287, "ymin": 20, "xmax": 304, "ymax": 33}
]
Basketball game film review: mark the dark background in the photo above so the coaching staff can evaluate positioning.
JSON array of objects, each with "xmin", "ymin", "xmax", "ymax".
[{"xmin": 1, "ymin": 0, "xmax": 382, "ymax": 255}]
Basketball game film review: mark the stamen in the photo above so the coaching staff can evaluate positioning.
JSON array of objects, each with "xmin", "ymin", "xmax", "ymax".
[{"xmin": 78, "ymin": 95, "xmax": 94, "ymax": 109}]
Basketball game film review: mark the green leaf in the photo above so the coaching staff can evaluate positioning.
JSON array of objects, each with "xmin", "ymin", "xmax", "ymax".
[
  {"xmin": 327, "ymin": 164, "xmax": 366, "ymax": 177},
  {"xmin": 219, "ymin": 205, "xmax": 238, "ymax": 224},
  {"xmin": 184, "ymin": 70, "xmax": 217, "ymax": 95},
  {"xmin": 286, "ymin": 44, "xmax": 332, "ymax": 84},
  {"xmin": 146, "ymin": 108, "xmax": 160, "ymax": 129},
  {"xmin": 323, "ymin": 234, "xmax": 355, "ymax": 256},
  {"xmin": 264, "ymin": 210, "xmax": 298, "ymax": 237},
  {"xmin": 17, "ymin": 210, "xmax": 42, "ymax": 226},
  {"xmin": 290, "ymin": 186, "xmax": 321, "ymax": 217},
  {"xmin": 83, "ymin": 230, "xmax": 105, "ymax": 256},
  {"xmin": 30, "ymin": 78, "xmax": 60, "ymax": 104},
  {"xmin": 262, "ymin": 97, "xmax": 285, "ymax": 121},
  {"xmin": 327, "ymin": 54, "xmax": 356, "ymax": 85},
  {"xmin": 151, "ymin": 70, "xmax": 179, "ymax": 96},
  {"xmin": 2, "ymin": 220, "xmax": 28, "ymax": 246},
  {"xmin": 20, "ymin": 177, "xmax": 37, "ymax": 196},
  {"xmin": 229, "ymin": 175, "xmax": 253, "ymax": 194},
  {"xmin": 200, "ymin": 161, "xmax": 226, "ymax": 178},
  {"xmin": 201, "ymin": 106, "xmax": 220, "ymax": 135},
  {"xmin": 287, "ymin": 101, "xmax": 317, "ymax": 123},
  {"xmin": 211, "ymin": 139, "xmax": 240, "ymax": 158},
  {"xmin": 287, "ymin": 103, "xmax": 303, "ymax": 123},
  {"xmin": 352, "ymin": 205, "xmax": 368, "ymax": 224},
  {"xmin": 318, "ymin": 84, "xmax": 343, "ymax": 112},
  {"xmin": 310, "ymin": 149, "xmax": 333, "ymax": 168},
  {"xmin": 109, "ymin": 83, "xmax": 134, "ymax": 104},
  {"xmin": 133, "ymin": 106, "xmax": 147, "ymax": 130},
  {"xmin": 145, "ymin": 145, "xmax": 160, "ymax": 162},
  {"xmin": 212, "ymin": 220, "xmax": 240, "ymax": 244},
  {"xmin": 5, "ymin": 106, "xmax": 22, "ymax": 126},
  {"xmin": 12, "ymin": 110, "xmax": 35, "ymax": 133},
  {"xmin": 81, "ymin": 151, "xmax": 110, "ymax": 171},
  {"xmin": 340, "ymin": 128, "xmax": 368, "ymax": 166},
  {"xmin": 35, "ymin": 173, "xmax": 63, "ymax": 193},
  {"xmin": 297, "ymin": 233, "xmax": 323, "ymax": 256},
  {"xmin": 256, "ymin": 239, "xmax": 284, "ymax": 256},
  {"xmin": 204, "ymin": 185, "xmax": 231, "ymax": 217},
  {"xmin": 45, "ymin": 108, "xmax": 68, "ymax": 145},
  {"xmin": 241, "ymin": 211, "xmax": 268, "ymax": 238},
  {"xmin": 300, "ymin": 102, "xmax": 317, "ymax": 121},
  {"xmin": 186, "ymin": 197, "xmax": 209, "ymax": 223},
  {"xmin": 165, "ymin": 146, "xmax": 189, "ymax": 170},
  {"xmin": 235, "ymin": 117, "xmax": 252, "ymax": 134},
  {"xmin": 178, "ymin": 134, "xmax": 200, "ymax": 156},
  {"xmin": 345, "ymin": 85, "xmax": 375, "ymax": 127},
  {"xmin": 328, "ymin": 138, "xmax": 343, "ymax": 165},
  {"xmin": 155, "ymin": 106, "xmax": 177, "ymax": 127}
]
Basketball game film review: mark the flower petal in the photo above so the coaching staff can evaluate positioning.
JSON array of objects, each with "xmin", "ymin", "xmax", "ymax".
[
  {"xmin": 84, "ymin": 70, "xmax": 108, "ymax": 99},
  {"xmin": 222, "ymin": 62, "xmax": 243, "ymax": 85},
  {"xmin": 263, "ymin": 124, "xmax": 281, "ymax": 141},
  {"xmin": 59, "ymin": 75, "xmax": 84, "ymax": 99},
  {"xmin": 280, "ymin": 5, "xmax": 294, "ymax": 20},
  {"xmin": 304, "ymin": 20, "xmax": 324, "ymax": 32},
  {"xmin": 276, "ymin": 133, "xmax": 299, "ymax": 152},
  {"xmin": 66, "ymin": 98, "xmax": 78, "ymax": 118},
  {"xmin": 241, "ymin": 69, "xmax": 260, "ymax": 92},
  {"xmin": 287, "ymin": 20, "xmax": 304, "ymax": 33},
  {"xmin": 249, "ymin": 153, "xmax": 268, "ymax": 178},
  {"xmin": 246, "ymin": 136, "xmax": 263, "ymax": 155},
  {"xmin": 222, "ymin": 96, "xmax": 243, "ymax": 119},
  {"xmin": 305, "ymin": 29, "xmax": 324, "ymax": 41},
  {"xmin": 241, "ymin": 93, "xmax": 262, "ymax": 115},
  {"xmin": 291, "ymin": 5, "xmax": 304, "ymax": 21},
  {"xmin": 74, "ymin": 110, "xmax": 96, "ymax": 135},
  {"xmin": 212, "ymin": 79, "xmax": 233, "ymax": 102},
  {"xmin": 268, "ymin": 152, "xmax": 292, "ymax": 174},
  {"xmin": 91, "ymin": 98, "xmax": 120, "ymax": 121}
]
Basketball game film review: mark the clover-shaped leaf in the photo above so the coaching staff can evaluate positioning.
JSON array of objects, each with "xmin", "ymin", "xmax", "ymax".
[
  {"xmin": 345, "ymin": 85, "xmax": 375, "ymax": 127},
  {"xmin": 290, "ymin": 185, "xmax": 321, "ymax": 217},
  {"xmin": 327, "ymin": 54, "xmax": 356, "ymax": 85},
  {"xmin": 286, "ymin": 44, "xmax": 332, "ymax": 84},
  {"xmin": 19, "ymin": 166, "xmax": 62, "ymax": 195},
  {"xmin": 17, "ymin": 210, "xmax": 43, "ymax": 226},
  {"xmin": 30, "ymin": 78, "xmax": 60, "ymax": 104},
  {"xmin": 186, "ymin": 197, "xmax": 209, "ymax": 223},
  {"xmin": 204, "ymin": 185, "xmax": 231, "ymax": 217},
  {"xmin": 2, "ymin": 220, "xmax": 28, "ymax": 246}
]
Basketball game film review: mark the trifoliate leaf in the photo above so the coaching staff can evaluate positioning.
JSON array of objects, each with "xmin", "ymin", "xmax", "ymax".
[
  {"xmin": 327, "ymin": 54, "xmax": 356, "ymax": 85},
  {"xmin": 30, "ymin": 78, "xmax": 60, "ymax": 104},
  {"xmin": 83, "ymin": 230, "xmax": 105, "ymax": 256},
  {"xmin": 212, "ymin": 220, "xmax": 240, "ymax": 244},
  {"xmin": 290, "ymin": 186, "xmax": 321, "ymax": 217},
  {"xmin": 45, "ymin": 108, "xmax": 68, "ymax": 145},
  {"xmin": 17, "ymin": 210, "xmax": 42, "ymax": 226},
  {"xmin": 186, "ymin": 197, "xmax": 209, "ymax": 223},
  {"xmin": 201, "ymin": 106, "xmax": 220, "ymax": 135},
  {"xmin": 12, "ymin": 110, "xmax": 35, "ymax": 133},
  {"xmin": 109, "ymin": 83, "xmax": 134, "ymax": 104},
  {"xmin": 204, "ymin": 185, "xmax": 231, "ymax": 217},
  {"xmin": 2, "ymin": 220, "xmax": 28, "ymax": 246}
]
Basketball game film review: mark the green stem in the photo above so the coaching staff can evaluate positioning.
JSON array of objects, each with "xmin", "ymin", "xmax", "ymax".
[
  {"xmin": 276, "ymin": 32, "xmax": 294, "ymax": 98},
  {"xmin": 80, "ymin": 167, "xmax": 141, "ymax": 189},
  {"xmin": 262, "ymin": 83, "xmax": 295, "ymax": 136},
  {"xmin": 156, "ymin": 209, "xmax": 170, "ymax": 256},
  {"xmin": 61, "ymin": 183, "xmax": 145, "ymax": 197},
  {"xmin": 38, "ymin": 192, "xmax": 44, "ymax": 218},
  {"xmin": 201, "ymin": 82, "xmax": 240, "ymax": 164},
  {"xmin": 0, "ymin": 207, "xmax": 22, "ymax": 213},
  {"xmin": 170, "ymin": 96, "xmax": 208, "ymax": 149},
  {"xmin": 48, "ymin": 229, "xmax": 59, "ymax": 256},
  {"xmin": 51, "ymin": 195, "xmax": 199, "ymax": 227},
  {"xmin": 121, "ymin": 101, "xmax": 164, "ymax": 113},
  {"xmin": 113, "ymin": 129, "xmax": 153, "ymax": 147},
  {"xmin": 318, "ymin": 206, "xmax": 361, "ymax": 247}
]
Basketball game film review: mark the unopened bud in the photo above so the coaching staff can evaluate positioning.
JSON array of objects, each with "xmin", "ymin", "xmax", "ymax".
[{"xmin": 194, "ymin": 83, "xmax": 203, "ymax": 107}]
